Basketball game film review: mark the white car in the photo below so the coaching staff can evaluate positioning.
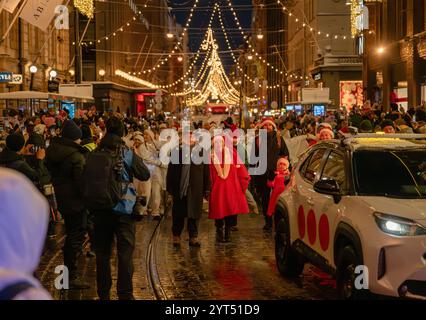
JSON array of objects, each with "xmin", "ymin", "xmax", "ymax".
[{"xmin": 274, "ymin": 134, "xmax": 426, "ymax": 299}]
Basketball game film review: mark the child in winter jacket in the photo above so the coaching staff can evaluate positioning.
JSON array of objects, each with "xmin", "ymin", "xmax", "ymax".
[{"xmin": 266, "ymin": 157, "xmax": 291, "ymax": 217}]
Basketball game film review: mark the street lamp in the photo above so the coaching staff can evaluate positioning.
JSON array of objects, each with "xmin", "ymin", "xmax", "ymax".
[
  {"xmin": 49, "ymin": 69, "xmax": 57, "ymax": 79},
  {"xmin": 99, "ymin": 69, "xmax": 106, "ymax": 76},
  {"xmin": 177, "ymin": 56, "xmax": 183, "ymax": 62},
  {"xmin": 29, "ymin": 65, "xmax": 38, "ymax": 73},
  {"xmin": 166, "ymin": 33, "xmax": 174, "ymax": 39},
  {"xmin": 69, "ymin": 69, "xmax": 75, "ymax": 76},
  {"xmin": 377, "ymin": 47, "xmax": 385, "ymax": 54}
]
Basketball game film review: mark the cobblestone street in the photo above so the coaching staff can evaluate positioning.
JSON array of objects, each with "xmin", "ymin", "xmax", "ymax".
[{"xmin": 37, "ymin": 203, "xmax": 336, "ymax": 300}]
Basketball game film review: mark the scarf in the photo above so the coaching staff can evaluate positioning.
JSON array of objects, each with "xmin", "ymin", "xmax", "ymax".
[{"xmin": 179, "ymin": 148, "xmax": 191, "ymax": 199}]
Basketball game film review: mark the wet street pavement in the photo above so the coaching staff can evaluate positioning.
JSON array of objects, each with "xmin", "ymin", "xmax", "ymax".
[
  {"xmin": 37, "ymin": 202, "xmax": 337, "ymax": 300},
  {"xmin": 154, "ymin": 203, "xmax": 336, "ymax": 300}
]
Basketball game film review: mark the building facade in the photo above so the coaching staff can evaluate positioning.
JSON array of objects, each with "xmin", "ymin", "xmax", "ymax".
[
  {"xmin": 286, "ymin": 0, "xmax": 362, "ymax": 109},
  {"xmin": 250, "ymin": 0, "xmax": 287, "ymax": 108},
  {"xmin": 0, "ymin": 8, "xmax": 71, "ymax": 95},
  {"xmin": 75, "ymin": 0, "xmax": 186, "ymax": 113},
  {"xmin": 363, "ymin": 0, "xmax": 426, "ymax": 110}
]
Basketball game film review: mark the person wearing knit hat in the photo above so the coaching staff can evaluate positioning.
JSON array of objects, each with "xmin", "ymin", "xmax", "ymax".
[
  {"xmin": 26, "ymin": 133, "xmax": 45, "ymax": 148},
  {"xmin": 253, "ymin": 117, "xmax": 290, "ymax": 232},
  {"xmin": 6, "ymin": 133, "xmax": 25, "ymax": 152},
  {"xmin": 316, "ymin": 122, "xmax": 333, "ymax": 135},
  {"xmin": 380, "ymin": 119, "xmax": 396, "ymax": 134},
  {"xmin": 359, "ymin": 120, "xmax": 373, "ymax": 133},
  {"xmin": 45, "ymin": 118, "xmax": 88, "ymax": 289},
  {"xmin": 144, "ymin": 129, "xmax": 156, "ymax": 143},
  {"xmin": 256, "ymin": 119, "xmax": 277, "ymax": 134},
  {"xmin": 0, "ymin": 133, "xmax": 40, "ymax": 183},
  {"xmin": 105, "ymin": 116, "xmax": 125, "ymax": 137},
  {"xmin": 61, "ymin": 120, "xmax": 82, "ymax": 142},
  {"xmin": 93, "ymin": 116, "xmax": 150, "ymax": 300},
  {"xmin": 318, "ymin": 128, "xmax": 335, "ymax": 141}
]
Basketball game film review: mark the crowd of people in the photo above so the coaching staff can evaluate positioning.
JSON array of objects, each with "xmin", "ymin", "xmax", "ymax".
[{"xmin": 0, "ymin": 101, "xmax": 426, "ymax": 300}]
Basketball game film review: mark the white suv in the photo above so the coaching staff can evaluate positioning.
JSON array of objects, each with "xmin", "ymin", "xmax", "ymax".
[{"xmin": 274, "ymin": 134, "xmax": 426, "ymax": 299}]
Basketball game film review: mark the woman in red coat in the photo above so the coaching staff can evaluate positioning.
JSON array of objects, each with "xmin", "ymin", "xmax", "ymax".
[{"xmin": 209, "ymin": 136, "xmax": 249, "ymax": 242}]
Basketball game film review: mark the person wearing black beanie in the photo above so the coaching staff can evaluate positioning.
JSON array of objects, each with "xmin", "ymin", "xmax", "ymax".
[
  {"xmin": 0, "ymin": 133, "xmax": 40, "ymax": 183},
  {"xmin": 5, "ymin": 133, "xmax": 25, "ymax": 152},
  {"xmin": 45, "ymin": 119, "xmax": 88, "ymax": 289},
  {"xmin": 92, "ymin": 115, "xmax": 150, "ymax": 300},
  {"xmin": 105, "ymin": 116, "xmax": 125, "ymax": 137},
  {"xmin": 61, "ymin": 120, "xmax": 82, "ymax": 142}
]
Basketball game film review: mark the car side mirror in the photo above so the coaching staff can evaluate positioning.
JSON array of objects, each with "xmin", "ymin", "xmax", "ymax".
[{"xmin": 314, "ymin": 179, "xmax": 342, "ymax": 204}]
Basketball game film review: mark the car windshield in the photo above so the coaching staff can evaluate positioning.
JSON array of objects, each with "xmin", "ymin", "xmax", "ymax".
[{"xmin": 354, "ymin": 149, "xmax": 426, "ymax": 199}]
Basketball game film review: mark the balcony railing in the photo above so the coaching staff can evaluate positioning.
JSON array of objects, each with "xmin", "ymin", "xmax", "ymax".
[{"xmin": 313, "ymin": 55, "xmax": 362, "ymax": 67}]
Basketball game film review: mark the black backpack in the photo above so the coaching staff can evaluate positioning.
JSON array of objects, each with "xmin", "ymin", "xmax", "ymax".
[{"xmin": 81, "ymin": 148, "xmax": 122, "ymax": 211}]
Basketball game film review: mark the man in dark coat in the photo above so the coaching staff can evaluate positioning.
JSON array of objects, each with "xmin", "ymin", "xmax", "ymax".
[
  {"xmin": 46, "ymin": 120, "xmax": 88, "ymax": 289},
  {"xmin": 166, "ymin": 135, "xmax": 210, "ymax": 247},
  {"xmin": 92, "ymin": 116, "xmax": 150, "ymax": 300}
]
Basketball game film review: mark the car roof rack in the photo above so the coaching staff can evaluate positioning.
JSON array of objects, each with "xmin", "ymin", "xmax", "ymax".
[{"xmin": 338, "ymin": 128, "xmax": 426, "ymax": 148}]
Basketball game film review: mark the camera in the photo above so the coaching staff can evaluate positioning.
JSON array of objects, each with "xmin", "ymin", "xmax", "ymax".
[{"xmin": 30, "ymin": 145, "xmax": 42, "ymax": 154}]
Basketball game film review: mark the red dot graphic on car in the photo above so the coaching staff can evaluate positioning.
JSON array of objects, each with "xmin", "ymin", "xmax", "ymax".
[
  {"xmin": 298, "ymin": 205, "xmax": 305, "ymax": 239},
  {"xmin": 307, "ymin": 209, "xmax": 316, "ymax": 245},
  {"xmin": 319, "ymin": 214, "xmax": 330, "ymax": 251}
]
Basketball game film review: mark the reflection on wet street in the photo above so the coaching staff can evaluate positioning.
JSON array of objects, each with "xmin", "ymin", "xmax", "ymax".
[
  {"xmin": 38, "ymin": 206, "xmax": 337, "ymax": 300},
  {"xmin": 155, "ymin": 207, "xmax": 336, "ymax": 300}
]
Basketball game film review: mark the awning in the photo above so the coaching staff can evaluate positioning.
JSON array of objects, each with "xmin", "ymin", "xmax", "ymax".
[{"xmin": 0, "ymin": 91, "xmax": 94, "ymax": 102}]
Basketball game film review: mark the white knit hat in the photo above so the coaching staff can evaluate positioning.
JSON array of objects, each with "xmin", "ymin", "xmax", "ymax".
[
  {"xmin": 34, "ymin": 124, "xmax": 46, "ymax": 135},
  {"xmin": 133, "ymin": 131, "xmax": 144, "ymax": 142},
  {"xmin": 256, "ymin": 119, "xmax": 277, "ymax": 130},
  {"xmin": 144, "ymin": 129, "xmax": 155, "ymax": 141}
]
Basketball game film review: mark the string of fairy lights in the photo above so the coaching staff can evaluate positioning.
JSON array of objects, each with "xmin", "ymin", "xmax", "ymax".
[
  {"xmin": 158, "ymin": 4, "xmax": 219, "ymax": 89},
  {"xmin": 74, "ymin": 4, "xmax": 149, "ymax": 47},
  {"xmin": 116, "ymin": 3, "xmax": 219, "ymax": 90},
  {"xmin": 182, "ymin": 28, "xmax": 256, "ymax": 106},
  {"xmin": 73, "ymin": 0, "xmax": 360, "ymax": 104},
  {"xmin": 276, "ymin": 0, "xmax": 354, "ymax": 40},
  {"xmin": 140, "ymin": 0, "xmax": 200, "ymax": 75},
  {"xmin": 224, "ymin": 0, "xmax": 286, "ymax": 90}
]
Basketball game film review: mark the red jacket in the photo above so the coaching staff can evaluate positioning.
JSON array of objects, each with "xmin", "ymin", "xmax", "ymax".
[{"xmin": 208, "ymin": 148, "xmax": 249, "ymax": 220}]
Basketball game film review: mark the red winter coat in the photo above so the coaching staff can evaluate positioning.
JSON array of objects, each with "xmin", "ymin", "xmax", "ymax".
[
  {"xmin": 266, "ymin": 171, "xmax": 289, "ymax": 217},
  {"xmin": 208, "ymin": 148, "xmax": 249, "ymax": 220}
]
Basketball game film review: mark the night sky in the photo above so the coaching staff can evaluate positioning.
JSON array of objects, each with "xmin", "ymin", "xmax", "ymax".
[{"xmin": 168, "ymin": 0, "xmax": 253, "ymax": 71}]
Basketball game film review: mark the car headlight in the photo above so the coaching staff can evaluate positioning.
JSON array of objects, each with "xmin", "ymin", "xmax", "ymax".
[{"xmin": 374, "ymin": 212, "xmax": 426, "ymax": 236}]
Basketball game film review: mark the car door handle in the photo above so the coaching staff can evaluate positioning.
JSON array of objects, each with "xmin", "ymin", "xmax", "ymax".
[{"xmin": 307, "ymin": 198, "xmax": 315, "ymax": 206}]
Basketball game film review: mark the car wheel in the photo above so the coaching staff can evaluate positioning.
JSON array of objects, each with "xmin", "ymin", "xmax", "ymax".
[
  {"xmin": 275, "ymin": 217, "xmax": 304, "ymax": 277},
  {"xmin": 336, "ymin": 245, "xmax": 368, "ymax": 300}
]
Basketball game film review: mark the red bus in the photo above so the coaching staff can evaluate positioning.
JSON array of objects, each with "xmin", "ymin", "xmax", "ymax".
[{"xmin": 206, "ymin": 103, "xmax": 229, "ymax": 114}]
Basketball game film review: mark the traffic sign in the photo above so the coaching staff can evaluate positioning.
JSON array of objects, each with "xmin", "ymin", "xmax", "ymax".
[{"xmin": 0, "ymin": 72, "xmax": 12, "ymax": 83}]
